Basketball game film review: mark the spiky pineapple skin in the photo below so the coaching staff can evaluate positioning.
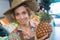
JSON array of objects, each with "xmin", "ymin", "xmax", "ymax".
[{"xmin": 36, "ymin": 22, "xmax": 52, "ymax": 39}]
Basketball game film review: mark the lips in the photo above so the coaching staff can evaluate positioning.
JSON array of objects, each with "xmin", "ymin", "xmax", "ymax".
[{"xmin": 20, "ymin": 18, "xmax": 29, "ymax": 24}]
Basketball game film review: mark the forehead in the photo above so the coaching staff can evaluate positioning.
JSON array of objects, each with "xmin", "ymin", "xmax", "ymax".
[{"xmin": 14, "ymin": 6, "xmax": 27, "ymax": 12}]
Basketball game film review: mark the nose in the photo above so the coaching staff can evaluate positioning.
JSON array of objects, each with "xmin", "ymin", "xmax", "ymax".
[
  {"xmin": 20, "ymin": 15, "xmax": 24, "ymax": 19},
  {"xmin": 20, "ymin": 15, "xmax": 26, "ymax": 19}
]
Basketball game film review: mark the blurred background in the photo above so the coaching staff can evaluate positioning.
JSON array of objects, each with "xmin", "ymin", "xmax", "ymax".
[{"xmin": 0, "ymin": 0, "xmax": 60, "ymax": 40}]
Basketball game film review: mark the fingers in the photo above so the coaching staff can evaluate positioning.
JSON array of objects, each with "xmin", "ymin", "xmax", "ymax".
[
  {"xmin": 38, "ymin": 34, "xmax": 49, "ymax": 40},
  {"xmin": 45, "ymin": 38, "xmax": 50, "ymax": 40}
]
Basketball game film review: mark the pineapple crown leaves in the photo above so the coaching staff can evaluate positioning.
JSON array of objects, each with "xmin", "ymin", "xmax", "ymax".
[
  {"xmin": 35, "ymin": 12, "xmax": 53, "ymax": 23},
  {"xmin": 35, "ymin": 12, "xmax": 41, "ymax": 19}
]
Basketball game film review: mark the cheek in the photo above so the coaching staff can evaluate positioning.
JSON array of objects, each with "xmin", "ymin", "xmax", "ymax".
[
  {"xmin": 15, "ymin": 16, "xmax": 21, "ymax": 21},
  {"xmin": 25, "ymin": 14, "xmax": 29, "ymax": 18},
  {"xmin": 15, "ymin": 16, "xmax": 22, "ymax": 24}
]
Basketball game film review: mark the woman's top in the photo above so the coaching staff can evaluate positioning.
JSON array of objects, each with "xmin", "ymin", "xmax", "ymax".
[{"xmin": 8, "ymin": 25, "xmax": 35, "ymax": 40}]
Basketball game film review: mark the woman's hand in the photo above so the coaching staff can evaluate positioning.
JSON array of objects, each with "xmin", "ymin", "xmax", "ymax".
[
  {"xmin": 45, "ymin": 38, "xmax": 50, "ymax": 40},
  {"xmin": 37, "ymin": 34, "xmax": 49, "ymax": 40}
]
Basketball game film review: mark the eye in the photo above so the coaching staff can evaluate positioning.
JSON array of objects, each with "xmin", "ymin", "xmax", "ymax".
[
  {"xmin": 22, "ymin": 11, "xmax": 26, "ymax": 15},
  {"xmin": 15, "ymin": 13, "xmax": 20, "ymax": 16}
]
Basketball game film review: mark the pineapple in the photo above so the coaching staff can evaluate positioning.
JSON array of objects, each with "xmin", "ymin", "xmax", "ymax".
[{"xmin": 36, "ymin": 12, "xmax": 52, "ymax": 39}]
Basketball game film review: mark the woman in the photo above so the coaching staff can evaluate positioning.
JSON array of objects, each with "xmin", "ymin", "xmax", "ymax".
[{"xmin": 4, "ymin": 0, "xmax": 49, "ymax": 40}]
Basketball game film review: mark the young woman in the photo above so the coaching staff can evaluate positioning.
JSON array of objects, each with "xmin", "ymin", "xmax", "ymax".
[{"xmin": 4, "ymin": 0, "xmax": 49, "ymax": 40}]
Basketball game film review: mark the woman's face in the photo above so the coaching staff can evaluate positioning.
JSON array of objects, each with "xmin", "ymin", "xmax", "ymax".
[{"xmin": 14, "ymin": 6, "xmax": 29, "ymax": 25}]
